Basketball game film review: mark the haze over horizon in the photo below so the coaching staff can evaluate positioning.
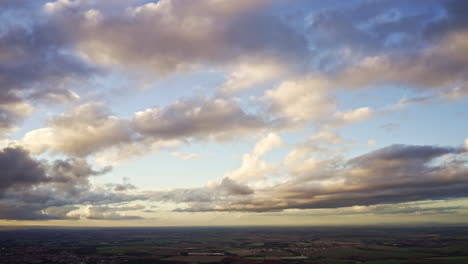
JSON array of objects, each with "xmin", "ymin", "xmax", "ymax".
[{"xmin": 1, "ymin": 0, "xmax": 468, "ymax": 227}]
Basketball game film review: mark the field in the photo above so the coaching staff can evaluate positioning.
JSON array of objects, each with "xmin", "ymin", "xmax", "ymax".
[{"xmin": 1, "ymin": 226, "xmax": 468, "ymax": 263}]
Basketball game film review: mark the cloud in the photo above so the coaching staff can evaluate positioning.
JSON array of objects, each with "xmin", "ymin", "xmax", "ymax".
[
  {"xmin": 171, "ymin": 152, "xmax": 202, "ymax": 160},
  {"xmin": 332, "ymin": 107, "xmax": 373, "ymax": 126},
  {"xmin": 22, "ymin": 102, "xmax": 132, "ymax": 156},
  {"xmin": 42, "ymin": 205, "xmax": 80, "ymax": 220},
  {"xmin": 45, "ymin": 0, "xmax": 307, "ymax": 77},
  {"xmin": 310, "ymin": 130, "xmax": 342, "ymax": 145},
  {"xmin": 94, "ymin": 138, "xmax": 183, "ymax": 166},
  {"xmin": 224, "ymin": 133, "xmax": 285, "ymax": 183},
  {"xmin": 133, "ymin": 96, "xmax": 267, "ymax": 141},
  {"xmin": 105, "ymin": 178, "xmax": 137, "ymax": 192},
  {"xmin": 219, "ymin": 57, "xmax": 290, "ymax": 95},
  {"xmin": 156, "ymin": 143, "xmax": 468, "ymax": 213},
  {"xmin": 0, "ymin": 3, "xmax": 98, "ymax": 136},
  {"xmin": 149, "ymin": 177, "xmax": 253, "ymax": 211},
  {"xmin": 308, "ymin": 0, "xmax": 438, "ymax": 54},
  {"xmin": 0, "ymin": 147, "xmax": 47, "ymax": 194},
  {"xmin": 425, "ymin": 0, "xmax": 468, "ymax": 39},
  {"xmin": 0, "ymin": 145, "xmax": 145, "ymax": 220},
  {"xmin": 263, "ymin": 77, "xmax": 336, "ymax": 123},
  {"xmin": 85, "ymin": 205, "xmax": 143, "ymax": 220},
  {"xmin": 335, "ymin": 30, "xmax": 468, "ymax": 94},
  {"xmin": 267, "ymin": 201, "xmax": 466, "ymax": 217}
]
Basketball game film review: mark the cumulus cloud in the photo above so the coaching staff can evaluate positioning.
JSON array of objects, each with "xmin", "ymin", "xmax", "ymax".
[
  {"xmin": 133, "ymin": 96, "xmax": 267, "ymax": 141},
  {"xmin": 334, "ymin": 30, "xmax": 468, "ymax": 94},
  {"xmin": 22, "ymin": 102, "xmax": 132, "ymax": 156},
  {"xmin": 263, "ymin": 77, "xmax": 335, "ymax": 123},
  {"xmin": 0, "ymin": 147, "xmax": 47, "ymax": 194},
  {"xmin": 45, "ymin": 0, "xmax": 306, "ymax": 77},
  {"xmin": 219, "ymin": 57, "xmax": 290, "ymax": 95},
  {"xmin": 224, "ymin": 133, "xmax": 285, "ymax": 183}
]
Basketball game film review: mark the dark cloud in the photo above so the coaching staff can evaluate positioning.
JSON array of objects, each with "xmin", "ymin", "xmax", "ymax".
[
  {"xmin": 349, "ymin": 144, "xmax": 459, "ymax": 166},
  {"xmin": 0, "ymin": 146, "xmax": 144, "ymax": 220},
  {"xmin": 426, "ymin": 0, "xmax": 468, "ymax": 39},
  {"xmin": 0, "ymin": 147, "xmax": 47, "ymax": 194}
]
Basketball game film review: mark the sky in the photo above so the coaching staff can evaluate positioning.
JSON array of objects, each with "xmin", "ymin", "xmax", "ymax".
[{"xmin": 1, "ymin": 0, "xmax": 468, "ymax": 226}]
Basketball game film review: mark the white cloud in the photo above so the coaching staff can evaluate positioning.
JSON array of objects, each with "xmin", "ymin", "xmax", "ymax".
[
  {"xmin": 21, "ymin": 102, "xmax": 132, "ymax": 157},
  {"xmin": 225, "ymin": 133, "xmax": 285, "ymax": 183},
  {"xmin": 332, "ymin": 107, "xmax": 373, "ymax": 126},
  {"xmin": 263, "ymin": 77, "xmax": 335, "ymax": 122},
  {"xmin": 219, "ymin": 57, "xmax": 288, "ymax": 94}
]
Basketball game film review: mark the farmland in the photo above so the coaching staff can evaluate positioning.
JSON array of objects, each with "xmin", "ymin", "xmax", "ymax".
[{"xmin": 1, "ymin": 226, "xmax": 468, "ymax": 263}]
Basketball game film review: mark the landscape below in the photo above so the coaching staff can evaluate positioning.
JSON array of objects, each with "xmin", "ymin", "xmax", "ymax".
[{"xmin": 1, "ymin": 226, "xmax": 468, "ymax": 264}]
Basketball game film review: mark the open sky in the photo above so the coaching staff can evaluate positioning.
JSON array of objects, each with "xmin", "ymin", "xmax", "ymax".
[{"xmin": 1, "ymin": 0, "xmax": 468, "ymax": 226}]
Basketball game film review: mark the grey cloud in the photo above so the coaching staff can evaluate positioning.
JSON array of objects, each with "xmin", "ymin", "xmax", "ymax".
[
  {"xmin": 368, "ymin": 205, "xmax": 463, "ymax": 216},
  {"xmin": 164, "ymin": 144, "xmax": 468, "ymax": 213},
  {"xmin": 23, "ymin": 97, "xmax": 269, "ymax": 159},
  {"xmin": 307, "ymin": 0, "xmax": 440, "ymax": 71},
  {"xmin": 50, "ymin": 0, "xmax": 308, "ymax": 76},
  {"xmin": 0, "ymin": 3, "xmax": 98, "ymax": 135},
  {"xmin": 260, "ymin": 203, "xmax": 466, "ymax": 217},
  {"xmin": 0, "ymin": 147, "xmax": 47, "ymax": 194},
  {"xmin": 349, "ymin": 144, "xmax": 459, "ymax": 166},
  {"xmin": 150, "ymin": 177, "xmax": 253, "ymax": 206},
  {"xmin": 0, "ymin": 146, "xmax": 145, "ymax": 220},
  {"xmin": 107, "ymin": 183, "xmax": 137, "ymax": 192},
  {"xmin": 426, "ymin": 0, "xmax": 468, "ymax": 39},
  {"xmin": 219, "ymin": 177, "xmax": 254, "ymax": 195},
  {"xmin": 133, "ymin": 97, "xmax": 267, "ymax": 141},
  {"xmin": 333, "ymin": 29, "xmax": 468, "ymax": 93},
  {"xmin": 306, "ymin": 0, "xmax": 468, "ymax": 97},
  {"xmin": 0, "ymin": 203, "xmax": 61, "ymax": 220}
]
